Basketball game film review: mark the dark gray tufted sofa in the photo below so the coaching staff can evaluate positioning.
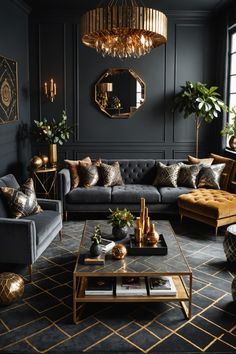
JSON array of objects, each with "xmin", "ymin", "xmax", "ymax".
[{"xmin": 58, "ymin": 159, "xmax": 192, "ymax": 218}]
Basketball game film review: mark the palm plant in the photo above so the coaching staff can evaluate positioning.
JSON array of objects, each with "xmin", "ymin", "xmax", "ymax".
[{"xmin": 174, "ymin": 81, "xmax": 228, "ymax": 157}]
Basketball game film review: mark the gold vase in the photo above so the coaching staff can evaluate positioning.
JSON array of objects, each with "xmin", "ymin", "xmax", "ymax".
[
  {"xmin": 49, "ymin": 144, "xmax": 57, "ymax": 167},
  {"xmin": 229, "ymin": 135, "xmax": 236, "ymax": 151}
]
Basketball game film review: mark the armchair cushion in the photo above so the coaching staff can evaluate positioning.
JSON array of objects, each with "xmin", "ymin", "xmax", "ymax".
[
  {"xmin": 0, "ymin": 174, "xmax": 20, "ymax": 218},
  {"xmin": 0, "ymin": 178, "xmax": 42, "ymax": 218},
  {"xmin": 24, "ymin": 210, "xmax": 62, "ymax": 246}
]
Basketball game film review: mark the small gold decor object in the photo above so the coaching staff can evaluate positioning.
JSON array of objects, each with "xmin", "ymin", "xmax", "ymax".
[
  {"xmin": 81, "ymin": 1, "xmax": 167, "ymax": 59},
  {"xmin": 112, "ymin": 244, "xmax": 127, "ymax": 259},
  {"xmin": 146, "ymin": 223, "xmax": 160, "ymax": 246},
  {"xmin": 40, "ymin": 154, "xmax": 49, "ymax": 167},
  {"xmin": 0, "ymin": 272, "xmax": 24, "ymax": 306},
  {"xmin": 44, "ymin": 78, "xmax": 56, "ymax": 102},
  {"xmin": 135, "ymin": 227, "xmax": 143, "ymax": 245},
  {"xmin": 31, "ymin": 155, "xmax": 43, "ymax": 169}
]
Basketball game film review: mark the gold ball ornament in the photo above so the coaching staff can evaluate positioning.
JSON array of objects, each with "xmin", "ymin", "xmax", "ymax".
[
  {"xmin": 40, "ymin": 154, "xmax": 49, "ymax": 166},
  {"xmin": 0, "ymin": 272, "xmax": 24, "ymax": 306},
  {"xmin": 112, "ymin": 244, "xmax": 127, "ymax": 260},
  {"xmin": 31, "ymin": 155, "xmax": 43, "ymax": 169}
]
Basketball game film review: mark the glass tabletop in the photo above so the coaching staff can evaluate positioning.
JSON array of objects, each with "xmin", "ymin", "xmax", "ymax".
[{"xmin": 74, "ymin": 220, "xmax": 191, "ymax": 276}]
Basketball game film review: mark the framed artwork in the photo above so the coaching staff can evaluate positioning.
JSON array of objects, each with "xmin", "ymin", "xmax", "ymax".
[{"xmin": 0, "ymin": 55, "xmax": 18, "ymax": 124}]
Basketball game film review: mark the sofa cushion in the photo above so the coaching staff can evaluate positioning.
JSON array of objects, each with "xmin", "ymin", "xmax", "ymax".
[
  {"xmin": 210, "ymin": 153, "xmax": 236, "ymax": 191},
  {"xmin": 64, "ymin": 156, "xmax": 91, "ymax": 189},
  {"xmin": 178, "ymin": 189, "xmax": 236, "ymax": 219},
  {"xmin": 197, "ymin": 163, "xmax": 225, "ymax": 189},
  {"xmin": 153, "ymin": 162, "xmax": 182, "ymax": 188},
  {"xmin": 112, "ymin": 184, "xmax": 161, "ymax": 203},
  {"xmin": 79, "ymin": 164, "xmax": 99, "ymax": 187},
  {"xmin": 159, "ymin": 187, "xmax": 193, "ymax": 203},
  {"xmin": 100, "ymin": 162, "xmax": 124, "ymax": 187},
  {"xmin": 24, "ymin": 210, "xmax": 62, "ymax": 245},
  {"xmin": 66, "ymin": 186, "xmax": 112, "ymax": 204}
]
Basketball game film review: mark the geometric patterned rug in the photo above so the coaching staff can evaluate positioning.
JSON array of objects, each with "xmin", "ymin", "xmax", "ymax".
[{"xmin": 0, "ymin": 218, "xmax": 235, "ymax": 353}]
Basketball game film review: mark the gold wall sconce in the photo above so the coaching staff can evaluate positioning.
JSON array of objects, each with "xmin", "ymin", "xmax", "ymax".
[{"xmin": 44, "ymin": 78, "xmax": 56, "ymax": 102}]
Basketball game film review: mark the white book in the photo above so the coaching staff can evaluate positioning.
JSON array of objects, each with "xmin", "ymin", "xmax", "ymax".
[
  {"xmin": 148, "ymin": 276, "xmax": 176, "ymax": 296},
  {"xmin": 116, "ymin": 277, "xmax": 147, "ymax": 296},
  {"xmin": 100, "ymin": 238, "xmax": 115, "ymax": 253}
]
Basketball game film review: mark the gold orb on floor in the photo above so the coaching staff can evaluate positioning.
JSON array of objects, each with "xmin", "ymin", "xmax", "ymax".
[{"xmin": 0, "ymin": 272, "xmax": 24, "ymax": 306}]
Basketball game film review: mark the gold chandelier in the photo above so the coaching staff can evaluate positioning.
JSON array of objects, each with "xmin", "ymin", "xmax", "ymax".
[{"xmin": 81, "ymin": 1, "xmax": 167, "ymax": 59}]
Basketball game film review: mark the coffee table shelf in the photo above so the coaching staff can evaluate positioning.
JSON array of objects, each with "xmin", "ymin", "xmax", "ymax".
[{"xmin": 73, "ymin": 220, "xmax": 192, "ymax": 324}]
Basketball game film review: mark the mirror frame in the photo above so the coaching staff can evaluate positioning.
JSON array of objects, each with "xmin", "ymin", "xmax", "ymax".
[{"xmin": 95, "ymin": 68, "xmax": 146, "ymax": 119}]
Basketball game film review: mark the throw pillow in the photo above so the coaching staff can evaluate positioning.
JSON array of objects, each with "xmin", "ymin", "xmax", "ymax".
[
  {"xmin": 210, "ymin": 153, "xmax": 235, "ymax": 191},
  {"xmin": 188, "ymin": 155, "xmax": 214, "ymax": 166},
  {"xmin": 79, "ymin": 164, "xmax": 99, "ymax": 188},
  {"xmin": 197, "ymin": 163, "xmax": 226, "ymax": 189},
  {"xmin": 0, "ymin": 178, "xmax": 42, "ymax": 218},
  {"xmin": 178, "ymin": 164, "xmax": 201, "ymax": 188},
  {"xmin": 100, "ymin": 162, "xmax": 124, "ymax": 187},
  {"xmin": 65, "ymin": 157, "xmax": 91, "ymax": 189},
  {"xmin": 153, "ymin": 162, "xmax": 182, "ymax": 188}
]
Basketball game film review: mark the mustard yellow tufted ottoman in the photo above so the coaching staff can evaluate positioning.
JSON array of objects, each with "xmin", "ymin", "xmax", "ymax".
[{"xmin": 178, "ymin": 189, "xmax": 236, "ymax": 235}]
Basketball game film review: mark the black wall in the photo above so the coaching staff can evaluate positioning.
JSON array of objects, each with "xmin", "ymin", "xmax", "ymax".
[
  {"xmin": 30, "ymin": 6, "xmax": 218, "ymax": 163},
  {"xmin": 0, "ymin": 0, "xmax": 31, "ymax": 180}
]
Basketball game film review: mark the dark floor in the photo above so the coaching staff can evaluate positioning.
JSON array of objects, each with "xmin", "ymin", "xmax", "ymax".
[{"xmin": 0, "ymin": 217, "xmax": 235, "ymax": 353}]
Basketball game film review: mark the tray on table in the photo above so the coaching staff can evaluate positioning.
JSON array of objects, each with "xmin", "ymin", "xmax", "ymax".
[{"xmin": 128, "ymin": 234, "xmax": 168, "ymax": 256}]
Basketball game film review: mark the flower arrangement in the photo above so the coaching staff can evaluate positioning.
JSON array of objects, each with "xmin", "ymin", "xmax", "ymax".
[
  {"xmin": 33, "ymin": 111, "xmax": 72, "ymax": 145},
  {"xmin": 221, "ymin": 108, "xmax": 236, "ymax": 137},
  {"xmin": 107, "ymin": 208, "xmax": 134, "ymax": 228},
  {"xmin": 91, "ymin": 225, "xmax": 102, "ymax": 245}
]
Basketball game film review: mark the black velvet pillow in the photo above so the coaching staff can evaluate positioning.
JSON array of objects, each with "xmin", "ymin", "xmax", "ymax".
[
  {"xmin": 0, "ymin": 178, "xmax": 43, "ymax": 218},
  {"xmin": 79, "ymin": 164, "xmax": 99, "ymax": 187},
  {"xmin": 153, "ymin": 162, "xmax": 182, "ymax": 188},
  {"xmin": 178, "ymin": 164, "xmax": 201, "ymax": 188},
  {"xmin": 197, "ymin": 163, "xmax": 226, "ymax": 189},
  {"xmin": 100, "ymin": 162, "xmax": 124, "ymax": 187}
]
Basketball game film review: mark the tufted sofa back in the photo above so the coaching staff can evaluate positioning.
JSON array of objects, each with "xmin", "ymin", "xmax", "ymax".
[{"xmin": 105, "ymin": 159, "xmax": 181, "ymax": 185}]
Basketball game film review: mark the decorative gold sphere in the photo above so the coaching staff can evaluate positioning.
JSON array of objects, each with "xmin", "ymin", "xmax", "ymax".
[
  {"xmin": 31, "ymin": 155, "xmax": 43, "ymax": 169},
  {"xmin": 112, "ymin": 244, "xmax": 127, "ymax": 260},
  {"xmin": 0, "ymin": 272, "xmax": 24, "ymax": 306},
  {"xmin": 40, "ymin": 154, "xmax": 49, "ymax": 166}
]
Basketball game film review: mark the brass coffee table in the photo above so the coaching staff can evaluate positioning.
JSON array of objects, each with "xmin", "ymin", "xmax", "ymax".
[{"xmin": 73, "ymin": 220, "xmax": 192, "ymax": 324}]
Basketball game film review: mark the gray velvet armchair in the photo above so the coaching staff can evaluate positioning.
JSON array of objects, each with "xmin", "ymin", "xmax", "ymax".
[{"xmin": 0, "ymin": 174, "xmax": 63, "ymax": 281}]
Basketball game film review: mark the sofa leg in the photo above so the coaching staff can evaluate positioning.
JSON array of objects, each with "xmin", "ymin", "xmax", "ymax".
[
  {"xmin": 59, "ymin": 230, "xmax": 63, "ymax": 241},
  {"xmin": 64, "ymin": 211, "xmax": 68, "ymax": 222},
  {"xmin": 180, "ymin": 214, "xmax": 183, "ymax": 223},
  {"xmin": 215, "ymin": 226, "xmax": 218, "ymax": 236},
  {"xmin": 28, "ymin": 264, "xmax": 33, "ymax": 282}
]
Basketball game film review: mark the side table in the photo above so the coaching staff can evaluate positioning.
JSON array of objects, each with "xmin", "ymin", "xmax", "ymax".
[{"xmin": 32, "ymin": 167, "xmax": 57, "ymax": 199}]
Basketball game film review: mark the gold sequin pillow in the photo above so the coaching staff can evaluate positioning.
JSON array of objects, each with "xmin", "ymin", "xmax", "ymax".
[
  {"xmin": 197, "ymin": 163, "xmax": 226, "ymax": 189},
  {"xmin": 0, "ymin": 178, "xmax": 42, "ymax": 218},
  {"xmin": 64, "ymin": 157, "xmax": 92, "ymax": 189},
  {"xmin": 153, "ymin": 162, "xmax": 182, "ymax": 188},
  {"xmin": 100, "ymin": 162, "xmax": 124, "ymax": 187}
]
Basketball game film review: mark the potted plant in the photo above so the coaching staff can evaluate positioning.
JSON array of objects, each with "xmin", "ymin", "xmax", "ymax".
[
  {"xmin": 174, "ymin": 81, "xmax": 228, "ymax": 157},
  {"xmin": 90, "ymin": 225, "xmax": 102, "ymax": 257},
  {"xmin": 33, "ymin": 110, "xmax": 72, "ymax": 166},
  {"xmin": 108, "ymin": 208, "xmax": 134, "ymax": 240},
  {"xmin": 221, "ymin": 108, "xmax": 236, "ymax": 151}
]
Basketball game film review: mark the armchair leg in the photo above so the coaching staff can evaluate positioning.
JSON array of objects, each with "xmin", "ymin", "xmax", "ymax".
[
  {"xmin": 59, "ymin": 230, "xmax": 63, "ymax": 241},
  {"xmin": 28, "ymin": 264, "xmax": 33, "ymax": 282},
  {"xmin": 64, "ymin": 211, "xmax": 68, "ymax": 222},
  {"xmin": 180, "ymin": 214, "xmax": 183, "ymax": 223},
  {"xmin": 215, "ymin": 226, "xmax": 218, "ymax": 236}
]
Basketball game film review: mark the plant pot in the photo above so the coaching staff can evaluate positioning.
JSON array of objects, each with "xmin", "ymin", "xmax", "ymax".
[
  {"xmin": 90, "ymin": 243, "xmax": 102, "ymax": 257},
  {"xmin": 49, "ymin": 144, "xmax": 57, "ymax": 167},
  {"xmin": 229, "ymin": 135, "xmax": 236, "ymax": 151},
  {"xmin": 112, "ymin": 226, "xmax": 128, "ymax": 240}
]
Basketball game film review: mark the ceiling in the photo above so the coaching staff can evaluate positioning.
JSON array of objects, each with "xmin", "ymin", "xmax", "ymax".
[{"xmin": 24, "ymin": 0, "xmax": 233, "ymax": 13}]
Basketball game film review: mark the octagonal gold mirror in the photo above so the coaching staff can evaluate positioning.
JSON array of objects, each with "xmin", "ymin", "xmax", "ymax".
[{"xmin": 95, "ymin": 68, "xmax": 146, "ymax": 119}]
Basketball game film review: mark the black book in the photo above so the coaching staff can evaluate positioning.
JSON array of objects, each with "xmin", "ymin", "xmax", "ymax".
[{"xmin": 85, "ymin": 277, "xmax": 114, "ymax": 295}]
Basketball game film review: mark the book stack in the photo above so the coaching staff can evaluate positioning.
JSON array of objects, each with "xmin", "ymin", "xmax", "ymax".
[
  {"xmin": 148, "ymin": 276, "xmax": 176, "ymax": 296},
  {"xmin": 116, "ymin": 277, "xmax": 147, "ymax": 296},
  {"xmin": 100, "ymin": 238, "xmax": 115, "ymax": 253},
  {"xmin": 85, "ymin": 277, "xmax": 114, "ymax": 295}
]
